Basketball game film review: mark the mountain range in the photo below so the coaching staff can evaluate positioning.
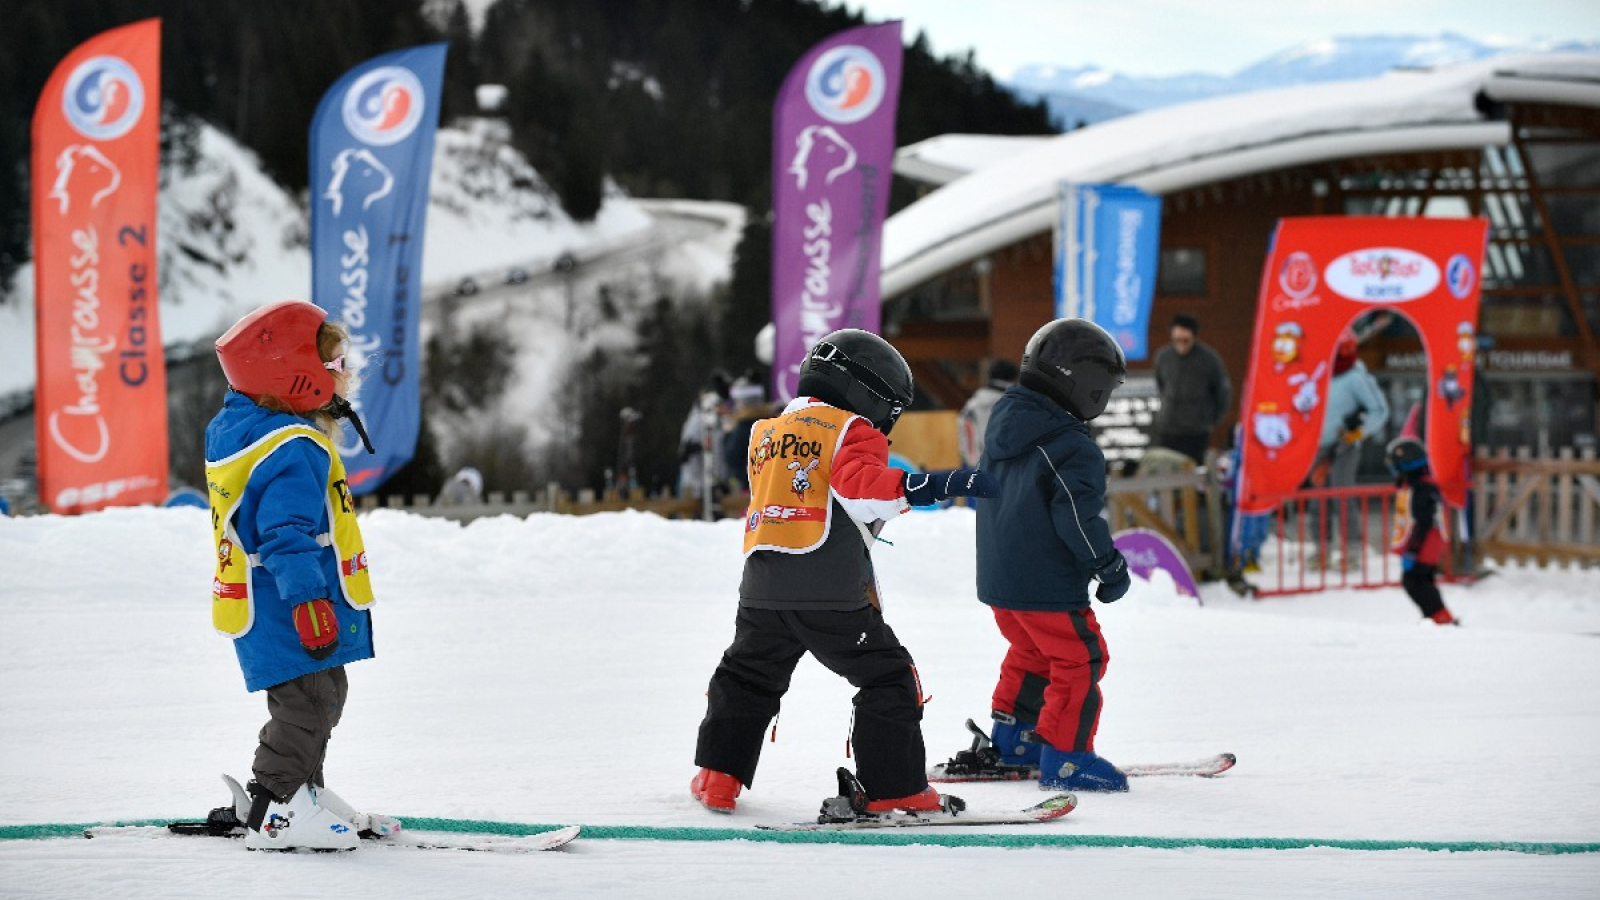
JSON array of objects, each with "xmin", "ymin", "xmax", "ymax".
[{"xmin": 1008, "ymin": 33, "xmax": 1600, "ymax": 129}]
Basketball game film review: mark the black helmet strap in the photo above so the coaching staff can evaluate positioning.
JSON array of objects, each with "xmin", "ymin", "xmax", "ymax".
[{"xmin": 329, "ymin": 395, "xmax": 376, "ymax": 455}]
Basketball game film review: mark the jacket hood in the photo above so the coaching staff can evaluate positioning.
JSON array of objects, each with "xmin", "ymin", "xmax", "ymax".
[
  {"xmin": 206, "ymin": 391, "xmax": 312, "ymax": 459},
  {"xmin": 985, "ymin": 384, "xmax": 1087, "ymax": 461}
]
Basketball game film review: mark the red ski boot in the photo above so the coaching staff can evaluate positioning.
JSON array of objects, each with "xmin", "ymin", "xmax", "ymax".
[{"xmin": 690, "ymin": 768, "xmax": 742, "ymax": 813}]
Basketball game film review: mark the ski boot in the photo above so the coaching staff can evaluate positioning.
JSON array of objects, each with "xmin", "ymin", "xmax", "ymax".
[
  {"xmin": 316, "ymin": 784, "xmax": 403, "ymax": 838},
  {"xmin": 928, "ymin": 716, "xmax": 1042, "ymax": 782},
  {"xmin": 243, "ymin": 781, "xmax": 360, "ymax": 851},
  {"xmin": 690, "ymin": 768, "xmax": 743, "ymax": 814},
  {"xmin": 1039, "ymin": 745, "xmax": 1129, "ymax": 793},
  {"xmin": 817, "ymin": 768, "xmax": 965, "ymax": 823}
]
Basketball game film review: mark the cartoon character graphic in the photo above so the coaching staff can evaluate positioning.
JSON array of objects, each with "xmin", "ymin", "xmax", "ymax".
[
  {"xmin": 324, "ymin": 148, "xmax": 395, "ymax": 216},
  {"xmin": 218, "ymin": 537, "xmax": 235, "ymax": 572},
  {"xmin": 1252, "ymin": 404, "xmax": 1292, "ymax": 459},
  {"xmin": 1457, "ymin": 320, "xmax": 1477, "ymax": 368},
  {"xmin": 1437, "ymin": 364, "xmax": 1465, "ymax": 410},
  {"xmin": 750, "ymin": 428, "xmax": 777, "ymax": 476},
  {"xmin": 1287, "ymin": 361, "xmax": 1327, "ymax": 420},
  {"xmin": 1271, "ymin": 321, "xmax": 1304, "ymax": 373},
  {"xmin": 788, "ymin": 458, "xmax": 820, "ymax": 499},
  {"xmin": 788, "ymin": 125, "xmax": 857, "ymax": 191},
  {"xmin": 48, "ymin": 145, "xmax": 122, "ymax": 215}
]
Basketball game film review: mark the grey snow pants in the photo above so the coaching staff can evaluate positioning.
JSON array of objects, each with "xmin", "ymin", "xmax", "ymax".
[{"xmin": 253, "ymin": 667, "xmax": 347, "ymax": 802}]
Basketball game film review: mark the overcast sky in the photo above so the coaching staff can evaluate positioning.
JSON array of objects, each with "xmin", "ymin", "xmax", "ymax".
[{"xmin": 842, "ymin": 0, "xmax": 1600, "ymax": 79}]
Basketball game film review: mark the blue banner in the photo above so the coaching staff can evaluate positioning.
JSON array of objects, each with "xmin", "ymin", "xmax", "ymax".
[
  {"xmin": 310, "ymin": 43, "xmax": 447, "ymax": 494},
  {"xmin": 1054, "ymin": 183, "xmax": 1162, "ymax": 361}
]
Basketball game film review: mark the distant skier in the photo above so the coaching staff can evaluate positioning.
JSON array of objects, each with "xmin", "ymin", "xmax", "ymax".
[
  {"xmin": 958, "ymin": 359, "xmax": 1019, "ymax": 468},
  {"xmin": 690, "ymin": 329, "xmax": 997, "ymax": 816},
  {"xmin": 1386, "ymin": 436, "xmax": 1459, "ymax": 626},
  {"xmin": 938, "ymin": 318, "xmax": 1134, "ymax": 792},
  {"xmin": 206, "ymin": 300, "xmax": 397, "ymax": 850}
]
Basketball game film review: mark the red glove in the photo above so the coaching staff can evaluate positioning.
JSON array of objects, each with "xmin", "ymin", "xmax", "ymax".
[{"xmin": 292, "ymin": 599, "xmax": 340, "ymax": 660}]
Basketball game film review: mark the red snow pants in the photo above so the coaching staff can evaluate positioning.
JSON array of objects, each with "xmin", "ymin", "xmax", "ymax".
[{"xmin": 989, "ymin": 607, "xmax": 1110, "ymax": 753}]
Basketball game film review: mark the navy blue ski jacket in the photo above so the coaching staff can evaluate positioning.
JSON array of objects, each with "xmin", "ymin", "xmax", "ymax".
[{"xmin": 976, "ymin": 384, "xmax": 1117, "ymax": 612}]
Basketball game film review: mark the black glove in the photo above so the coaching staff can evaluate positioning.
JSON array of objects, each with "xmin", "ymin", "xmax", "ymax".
[
  {"xmin": 1092, "ymin": 551, "xmax": 1131, "ymax": 603},
  {"xmin": 1342, "ymin": 410, "xmax": 1363, "ymax": 433},
  {"xmin": 904, "ymin": 468, "xmax": 999, "ymax": 507}
]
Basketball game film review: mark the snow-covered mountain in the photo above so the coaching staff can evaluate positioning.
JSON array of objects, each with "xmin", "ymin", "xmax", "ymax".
[{"xmin": 1010, "ymin": 33, "xmax": 1600, "ymax": 128}]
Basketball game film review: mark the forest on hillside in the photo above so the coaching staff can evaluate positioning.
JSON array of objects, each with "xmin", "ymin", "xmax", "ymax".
[
  {"xmin": 3, "ymin": 0, "xmax": 1053, "ymax": 292},
  {"xmin": 3, "ymin": 0, "xmax": 1054, "ymax": 500}
]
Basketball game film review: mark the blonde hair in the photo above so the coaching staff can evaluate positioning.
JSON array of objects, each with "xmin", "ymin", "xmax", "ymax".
[{"xmin": 254, "ymin": 321, "xmax": 351, "ymax": 440}]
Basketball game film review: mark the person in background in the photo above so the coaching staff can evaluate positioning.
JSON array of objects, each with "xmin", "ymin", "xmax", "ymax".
[
  {"xmin": 678, "ymin": 371, "xmax": 732, "ymax": 500},
  {"xmin": 1151, "ymin": 313, "xmax": 1231, "ymax": 467},
  {"xmin": 690, "ymin": 329, "xmax": 997, "ymax": 817},
  {"xmin": 958, "ymin": 359, "xmax": 1019, "ymax": 468},
  {"xmin": 206, "ymin": 300, "xmax": 398, "ymax": 851},
  {"xmin": 936, "ymin": 319, "xmax": 1134, "ymax": 793},
  {"xmin": 437, "ymin": 465, "xmax": 484, "ymax": 506},
  {"xmin": 722, "ymin": 370, "xmax": 773, "ymax": 494},
  {"xmin": 1385, "ymin": 436, "xmax": 1459, "ymax": 626},
  {"xmin": 1313, "ymin": 331, "xmax": 1390, "ymax": 568}
]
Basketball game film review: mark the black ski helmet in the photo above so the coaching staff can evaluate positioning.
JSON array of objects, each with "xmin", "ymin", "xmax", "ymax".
[
  {"xmin": 1019, "ymin": 318, "xmax": 1127, "ymax": 420},
  {"xmin": 797, "ymin": 329, "xmax": 915, "ymax": 434},
  {"xmin": 1386, "ymin": 436, "xmax": 1429, "ymax": 477}
]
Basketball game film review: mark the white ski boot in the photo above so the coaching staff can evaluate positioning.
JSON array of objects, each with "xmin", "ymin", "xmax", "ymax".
[
  {"xmin": 316, "ymin": 785, "xmax": 402, "ymax": 838},
  {"xmin": 243, "ymin": 782, "xmax": 359, "ymax": 851}
]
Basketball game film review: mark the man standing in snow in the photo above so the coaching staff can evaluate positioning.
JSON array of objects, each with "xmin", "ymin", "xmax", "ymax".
[
  {"xmin": 1151, "ymin": 314, "xmax": 1231, "ymax": 466},
  {"xmin": 690, "ymin": 329, "xmax": 996, "ymax": 817}
]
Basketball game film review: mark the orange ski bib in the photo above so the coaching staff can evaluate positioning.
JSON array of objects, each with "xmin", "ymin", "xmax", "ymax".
[{"xmin": 743, "ymin": 404, "xmax": 858, "ymax": 555}]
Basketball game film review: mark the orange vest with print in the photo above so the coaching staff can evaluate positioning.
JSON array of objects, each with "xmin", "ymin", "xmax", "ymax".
[
  {"xmin": 207, "ymin": 425, "xmax": 375, "ymax": 638},
  {"xmin": 743, "ymin": 404, "xmax": 857, "ymax": 555},
  {"xmin": 1389, "ymin": 482, "xmax": 1447, "ymax": 563}
]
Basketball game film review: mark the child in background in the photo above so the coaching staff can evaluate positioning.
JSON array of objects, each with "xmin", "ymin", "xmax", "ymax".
[
  {"xmin": 690, "ymin": 329, "xmax": 996, "ymax": 817},
  {"xmin": 206, "ymin": 300, "xmax": 395, "ymax": 850},
  {"xmin": 1386, "ymin": 436, "xmax": 1459, "ymax": 626}
]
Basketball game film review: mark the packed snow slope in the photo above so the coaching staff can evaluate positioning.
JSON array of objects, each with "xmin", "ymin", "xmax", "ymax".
[{"xmin": 1, "ymin": 507, "xmax": 1597, "ymax": 898}]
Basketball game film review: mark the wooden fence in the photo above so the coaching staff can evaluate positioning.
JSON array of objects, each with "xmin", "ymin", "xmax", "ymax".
[
  {"xmin": 357, "ymin": 446, "xmax": 1597, "ymax": 575},
  {"xmin": 1470, "ymin": 447, "xmax": 1600, "ymax": 567}
]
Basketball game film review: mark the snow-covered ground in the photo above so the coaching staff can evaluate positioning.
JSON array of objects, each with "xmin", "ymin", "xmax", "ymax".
[{"xmin": 1, "ymin": 507, "xmax": 1596, "ymax": 898}]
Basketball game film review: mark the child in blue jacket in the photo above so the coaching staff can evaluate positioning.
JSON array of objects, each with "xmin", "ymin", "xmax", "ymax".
[
  {"xmin": 206, "ymin": 300, "xmax": 393, "ymax": 850},
  {"xmin": 937, "ymin": 319, "xmax": 1134, "ymax": 792}
]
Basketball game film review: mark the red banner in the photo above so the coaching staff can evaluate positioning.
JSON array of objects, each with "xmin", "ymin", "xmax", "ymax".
[
  {"xmin": 1238, "ymin": 216, "xmax": 1487, "ymax": 513},
  {"xmin": 32, "ymin": 19, "xmax": 166, "ymax": 513}
]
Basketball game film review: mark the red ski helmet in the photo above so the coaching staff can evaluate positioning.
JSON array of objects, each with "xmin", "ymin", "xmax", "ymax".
[{"xmin": 216, "ymin": 300, "xmax": 336, "ymax": 413}]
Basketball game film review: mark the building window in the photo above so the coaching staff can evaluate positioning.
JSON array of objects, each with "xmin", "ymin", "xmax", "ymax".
[{"xmin": 1157, "ymin": 247, "xmax": 1207, "ymax": 296}]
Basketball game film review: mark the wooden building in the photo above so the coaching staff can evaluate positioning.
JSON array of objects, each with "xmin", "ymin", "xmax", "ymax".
[{"xmin": 880, "ymin": 55, "xmax": 1600, "ymax": 459}]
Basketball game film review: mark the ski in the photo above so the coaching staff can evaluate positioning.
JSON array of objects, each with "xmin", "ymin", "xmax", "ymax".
[
  {"xmin": 755, "ymin": 766, "xmax": 1075, "ymax": 832},
  {"xmin": 1122, "ymin": 753, "xmax": 1237, "ymax": 778},
  {"xmin": 87, "ymin": 820, "xmax": 580, "ymax": 853},
  {"xmin": 756, "ymin": 793, "xmax": 1076, "ymax": 832},
  {"xmin": 929, "ymin": 718, "xmax": 1235, "ymax": 782}
]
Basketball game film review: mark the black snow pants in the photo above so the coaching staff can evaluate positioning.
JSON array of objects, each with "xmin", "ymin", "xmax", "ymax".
[
  {"xmin": 695, "ymin": 606, "xmax": 928, "ymax": 802},
  {"xmin": 1402, "ymin": 563, "xmax": 1446, "ymax": 619}
]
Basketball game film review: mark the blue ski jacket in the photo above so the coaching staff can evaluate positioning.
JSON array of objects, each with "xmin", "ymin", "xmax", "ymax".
[
  {"xmin": 205, "ymin": 392, "xmax": 375, "ymax": 692},
  {"xmin": 976, "ymin": 384, "xmax": 1117, "ymax": 612}
]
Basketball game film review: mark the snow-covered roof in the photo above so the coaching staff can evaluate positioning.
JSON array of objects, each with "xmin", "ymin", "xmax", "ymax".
[
  {"xmin": 882, "ymin": 54, "xmax": 1600, "ymax": 299},
  {"xmin": 893, "ymin": 134, "xmax": 1055, "ymax": 185}
]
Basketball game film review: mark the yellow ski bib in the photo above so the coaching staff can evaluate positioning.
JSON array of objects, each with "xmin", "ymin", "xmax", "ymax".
[
  {"xmin": 743, "ymin": 404, "xmax": 858, "ymax": 555},
  {"xmin": 206, "ymin": 425, "xmax": 374, "ymax": 638}
]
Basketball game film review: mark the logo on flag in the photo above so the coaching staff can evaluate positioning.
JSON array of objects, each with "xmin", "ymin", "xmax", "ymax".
[
  {"xmin": 341, "ymin": 66, "xmax": 425, "ymax": 146},
  {"xmin": 805, "ymin": 45, "xmax": 886, "ymax": 123},
  {"xmin": 62, "ymin": 56, "xmax": 144, "ymax": 140}
]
